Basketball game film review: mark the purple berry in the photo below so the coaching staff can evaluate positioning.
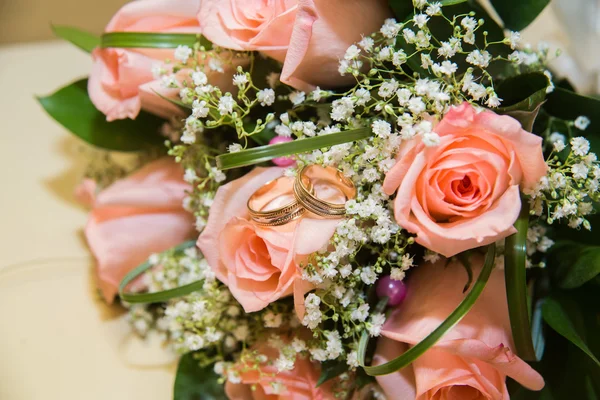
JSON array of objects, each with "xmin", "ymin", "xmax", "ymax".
[
  {"xmin": 376, "ymin": 275, "xmax": 407, "ymax": 306},
  {"xmin": 269, "ymin": 136, "xmax": 296, "ymax": 167}
]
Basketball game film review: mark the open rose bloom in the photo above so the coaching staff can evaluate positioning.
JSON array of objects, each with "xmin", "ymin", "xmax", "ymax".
[{"xmin": 44, "ymin": 0, "xmax": 600, "ymax": 398}]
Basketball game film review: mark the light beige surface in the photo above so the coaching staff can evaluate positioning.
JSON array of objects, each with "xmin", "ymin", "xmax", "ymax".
[
  {"xmin": 0, "ymin": 41, "xmax": 176, "ymax": 400},
  {"xmin": 0, "ymin": 0, "xmax": 129, "ymax": 44}
]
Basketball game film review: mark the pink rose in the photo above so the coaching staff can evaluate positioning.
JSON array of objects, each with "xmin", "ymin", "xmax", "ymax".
[
  {"xmin": 77, "ymin": 158, "xmax": 194, "ymax": 301},
  {"xmin": 383, "ymin": 102, "xmax": 547, "ymax": 257},
  {"xmin": 197, "ymin": 167, "xmax": 339, "ymax": 313},
  {"xmin": 198, "ymin": 0, "xmax": 392, "ymax": 91},
  {"xmin": 89, "ymin": 0, "xmax": 201, "ymax": 121},
  {"xmin": 225, "ymin": 337, "xmax": 334, "ymax": 399},
  {"xmin": 374, "ymin": 255, "xmax": 545, "ymax": 399}
]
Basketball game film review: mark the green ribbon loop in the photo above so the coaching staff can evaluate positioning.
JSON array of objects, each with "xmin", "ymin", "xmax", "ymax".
[
  {"xmin": 504, "ymin": 202, "xmax": 537, "ymax": 360},
  {"xmin": 358, "ymin": 244, "xmax": 496, "ymax": 376},
  {"xmin": 118, "ymin": 240, "xmax": 203, "ymax": 304},
  {"xmin": 101, "ymin": 32, "xmax": 212, "ymax": 50}
]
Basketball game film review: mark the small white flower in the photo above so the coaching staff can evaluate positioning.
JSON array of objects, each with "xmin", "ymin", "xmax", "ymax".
[
  {"xmin": 192, "ymin": 99, "xmax": 209, "ymax": 118},
  {"xmin": 461, "ymin": 16, "xmax": 477, "ymax": 31},
  {"xmin": 183, "ymin": 169, "xmax": 198, "ymax": 183},
  {"xmin": 422, "ymin": 132, "xmax": 441, "ymax": 147},
  {"xmin": 486, "ymin": 93, "xmax": 502, "ymax": 108},
  {"xmin": 553, "ymin": 140, "xmax": 566, "ymax": 152},
  {"xmin": 421, "ymin": 53, "xmax": 433, "ymax": 69},
  {"xmin": 275, "ymin": 124, "xmax": 292, "ymax": 137},
  {"xmin": 574, "ymin": 116, "xmax": 591, "ymax": 131},
  {"xmin": 355, "ymin": 88, "xmax": 371, "ymax": 106},
  {"xmin": 257, "ymin": 88, "xmax": 275, "ymax": 106},
  {"xmin": 372, "ymin": 120, "xmax": 392, "ymax": 138},
  {"xmin": 439, "ymin": 60, "xmax": 458, "ymax": 75},
  {"xmin": 466, "ymin": 50, "xmax": 492, "ymax": 68},
  {"xmin": 378, "ymin": 79, "xmax": 399, "ymax": 98},
  {"xmin": 572, "ymin": 162, "xmax": 589, "ymax": 180},
  {"xmin": 174, "ymin": 45, "xmax": 193, "ymax": 64},
  {"xmin": 368, "ymin": 313, "xmax": 386, "ymax": 337},
  {"xmin": 210, "ymin": 167, "xmax": 226, "ymax": 183},
  {"xmin": 392, "ymin": 50, "xmax": 408, "ymax": 67},
  {"xmin": 218, "ymin": 96, "xmax": 236, "ymax": 115},
  {"xmin": 380, "ymin": 18, "xmax": 400, "ymax": 38},
  {"xmin": 347, "ymin": 351, "xmax": 359, "ymax": 368},
  {"xmin": 208, "ymin": 58, "xmax": 224, "ymax": 72},
  {"xmin": 351, "ymin": 303, "xmax": 370, "ymax": 322},
  {"xmin": 403, "ymin": 28, "xmax": 416, "ymax": 43},
  {"xmin": 571, "ymin": 137, "xmax": 590, "ymax": 156},
  {"xmin": 232, "ymin": 73, "xmax": 248, "ymax": 87},
  {"xmin": 344, "ymin": 44, "xmax": 361, "ymax": 60},
  {"xmin": 413, "ymin": 0, "xmax": 427, "ymax": 9},
  {"xmin": 289, "ymin": 91, "xmax": 306, "ymax": 105},
  {"xmin": 508, "ymin": 51, "xmax": 522, "ymax": 64},
  {"xmin": 359, "ymin": 36, "xmax": 375, "ymax": 51},
  {"xmin": 426, "ymin": 2, "xmax": 442, "ymax": 16},
  {"xmin": 413, "ymin": 14, "xmax": 429, "ymax": 29},
  {"xmin": 506, "ymin": 31, "xmax": 521, "ymax": 49},
  {"xmin": 408, "ymin": 96, "xmax": 426, "ymax": 114}
]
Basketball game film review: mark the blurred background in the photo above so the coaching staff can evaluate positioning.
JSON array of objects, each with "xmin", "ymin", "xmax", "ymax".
[
  {"xmin": 0, "ymin": 0, "xmax": 129, "ymax": 44},
  {"xmin": 0, "ymin": 0, "xmax": 598, "ymax": 93}
]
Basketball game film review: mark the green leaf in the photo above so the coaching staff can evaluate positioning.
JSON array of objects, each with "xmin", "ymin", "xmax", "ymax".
[
  {"xmin": 174, "ymin": 354, "xmax": 226, "ymax": 400},
  {"xmin": 388, "ymin": 0, "xmax": 413, "ymax": 21},
  {"xmin": 504, "ymin": 202, "xmax": 537, "ymax": 361},
  {"xmin": 547, "ymin": 241, "xmax": 600, "ymax": 289},
  {"xmin": 119, "ymin": 241, "xmax": 202, "ymax": 304},
  {"xmin": 51, "ymin": 25, "xmax": 100, "ymax": 53},
  {"xmin": 545, "ymin": 88, "xmax": 600, "ymax": 136},
  {"xmin": 496, "ymin": 73, "xmax": 549, "ymax": 132},
  {"xmin": 316, "ymin": 360, "xmax": 348, "ymax": 387},
  {"xmin": 358, "ymin": 244, "xmax": 496, "ymax": 375},
  {"xmin": 216, "ymin": 127, "xmax": 371, "ymax": 170},
  {"xmin": 490, "ymin": 0, "xmax": 550, "ymax": 31},
  {"xmin": 38, "ymin": 79, "xmax": 165, "ymax": 151},
  {"xmin": 542, "ymin": 297, "xmax": 600, "ymax": 367},
  {"xmin": 101, "ymin": 32, "xmax": 212, "ymax": 50}
]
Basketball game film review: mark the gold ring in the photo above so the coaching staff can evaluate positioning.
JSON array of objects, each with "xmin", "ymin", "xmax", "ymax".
[
  {"xmin": 293, "ymin": 165, "xmax": 356, "ymax": 219},
  {"xmin": 247, "ymin": 176, "xmax": 310, "ymax": 226}
]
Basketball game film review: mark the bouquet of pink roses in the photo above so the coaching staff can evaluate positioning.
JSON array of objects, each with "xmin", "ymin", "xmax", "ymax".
[{"xmin": 41, "ymin": 0, "xmax": 600, "ymax": 399}]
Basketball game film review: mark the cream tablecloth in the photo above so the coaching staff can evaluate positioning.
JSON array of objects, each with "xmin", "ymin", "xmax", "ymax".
[
  {"xmin": 0, "ymin": 41, "xmax": 176, "ymax": 400},
  {"xmin": 0, "ymin": 8, "xmax": 579, "ymax": 398}
]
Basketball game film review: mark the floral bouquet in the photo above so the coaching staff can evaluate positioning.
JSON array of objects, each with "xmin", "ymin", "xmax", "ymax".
[{"xmin": 39, "ymin": 0, "xmax": 600, "ymax": 398}]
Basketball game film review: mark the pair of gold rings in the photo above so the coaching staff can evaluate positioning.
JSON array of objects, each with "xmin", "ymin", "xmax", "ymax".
[{"xmin": 247, "ymin": 165, "xmax": 356, "ymax": 227}]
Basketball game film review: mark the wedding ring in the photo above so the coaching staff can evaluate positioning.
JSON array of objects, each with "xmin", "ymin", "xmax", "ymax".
[
  {"xmin": 293, "ymin": 165, "xmax": 356, "ymax": 219},
  {"xmin": 247, "ymin": 176, "xmax": 310, "ymax": 226}
]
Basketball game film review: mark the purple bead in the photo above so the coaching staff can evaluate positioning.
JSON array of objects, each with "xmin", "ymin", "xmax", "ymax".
[
  {"xmin": 269, "ymin": 136, "xmax": 296, "ymax": 167},
  {"xmin": 376, "ymin": 275, "xmax": 407, "ymax": 306}
]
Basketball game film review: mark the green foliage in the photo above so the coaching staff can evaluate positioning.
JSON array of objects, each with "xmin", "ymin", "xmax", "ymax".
[
  {"xmin": 496, "ymin": 73, "xmax": 548, "ymax": 131},
  {"xmin": 545, "ymin": 89, "xmax": 600, "ymax": 136},
  {"xmin": 52, "ymin": 25, "xmax": 99, "ymax": 53},
  {"xmin": 37, "ymin": 79, "xmax": 165, "ymax": 151},
  {"xmin": 542, "ymin": 296, "xmax": 600, "ymax": 367},
  {"xmin": 174, "ymin": 354, "xmax": 226, "ymax": 400},
  {"xmin": 547, "ymin": 241, "xmax": 600, "ymax": 289},
  {"xmin": 316, "ymin": 360, "xmax": 348, "ymax": 387},
  {"xmin": 490, "ymin": 0, "xmax": 551, "ymax": 31}
]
